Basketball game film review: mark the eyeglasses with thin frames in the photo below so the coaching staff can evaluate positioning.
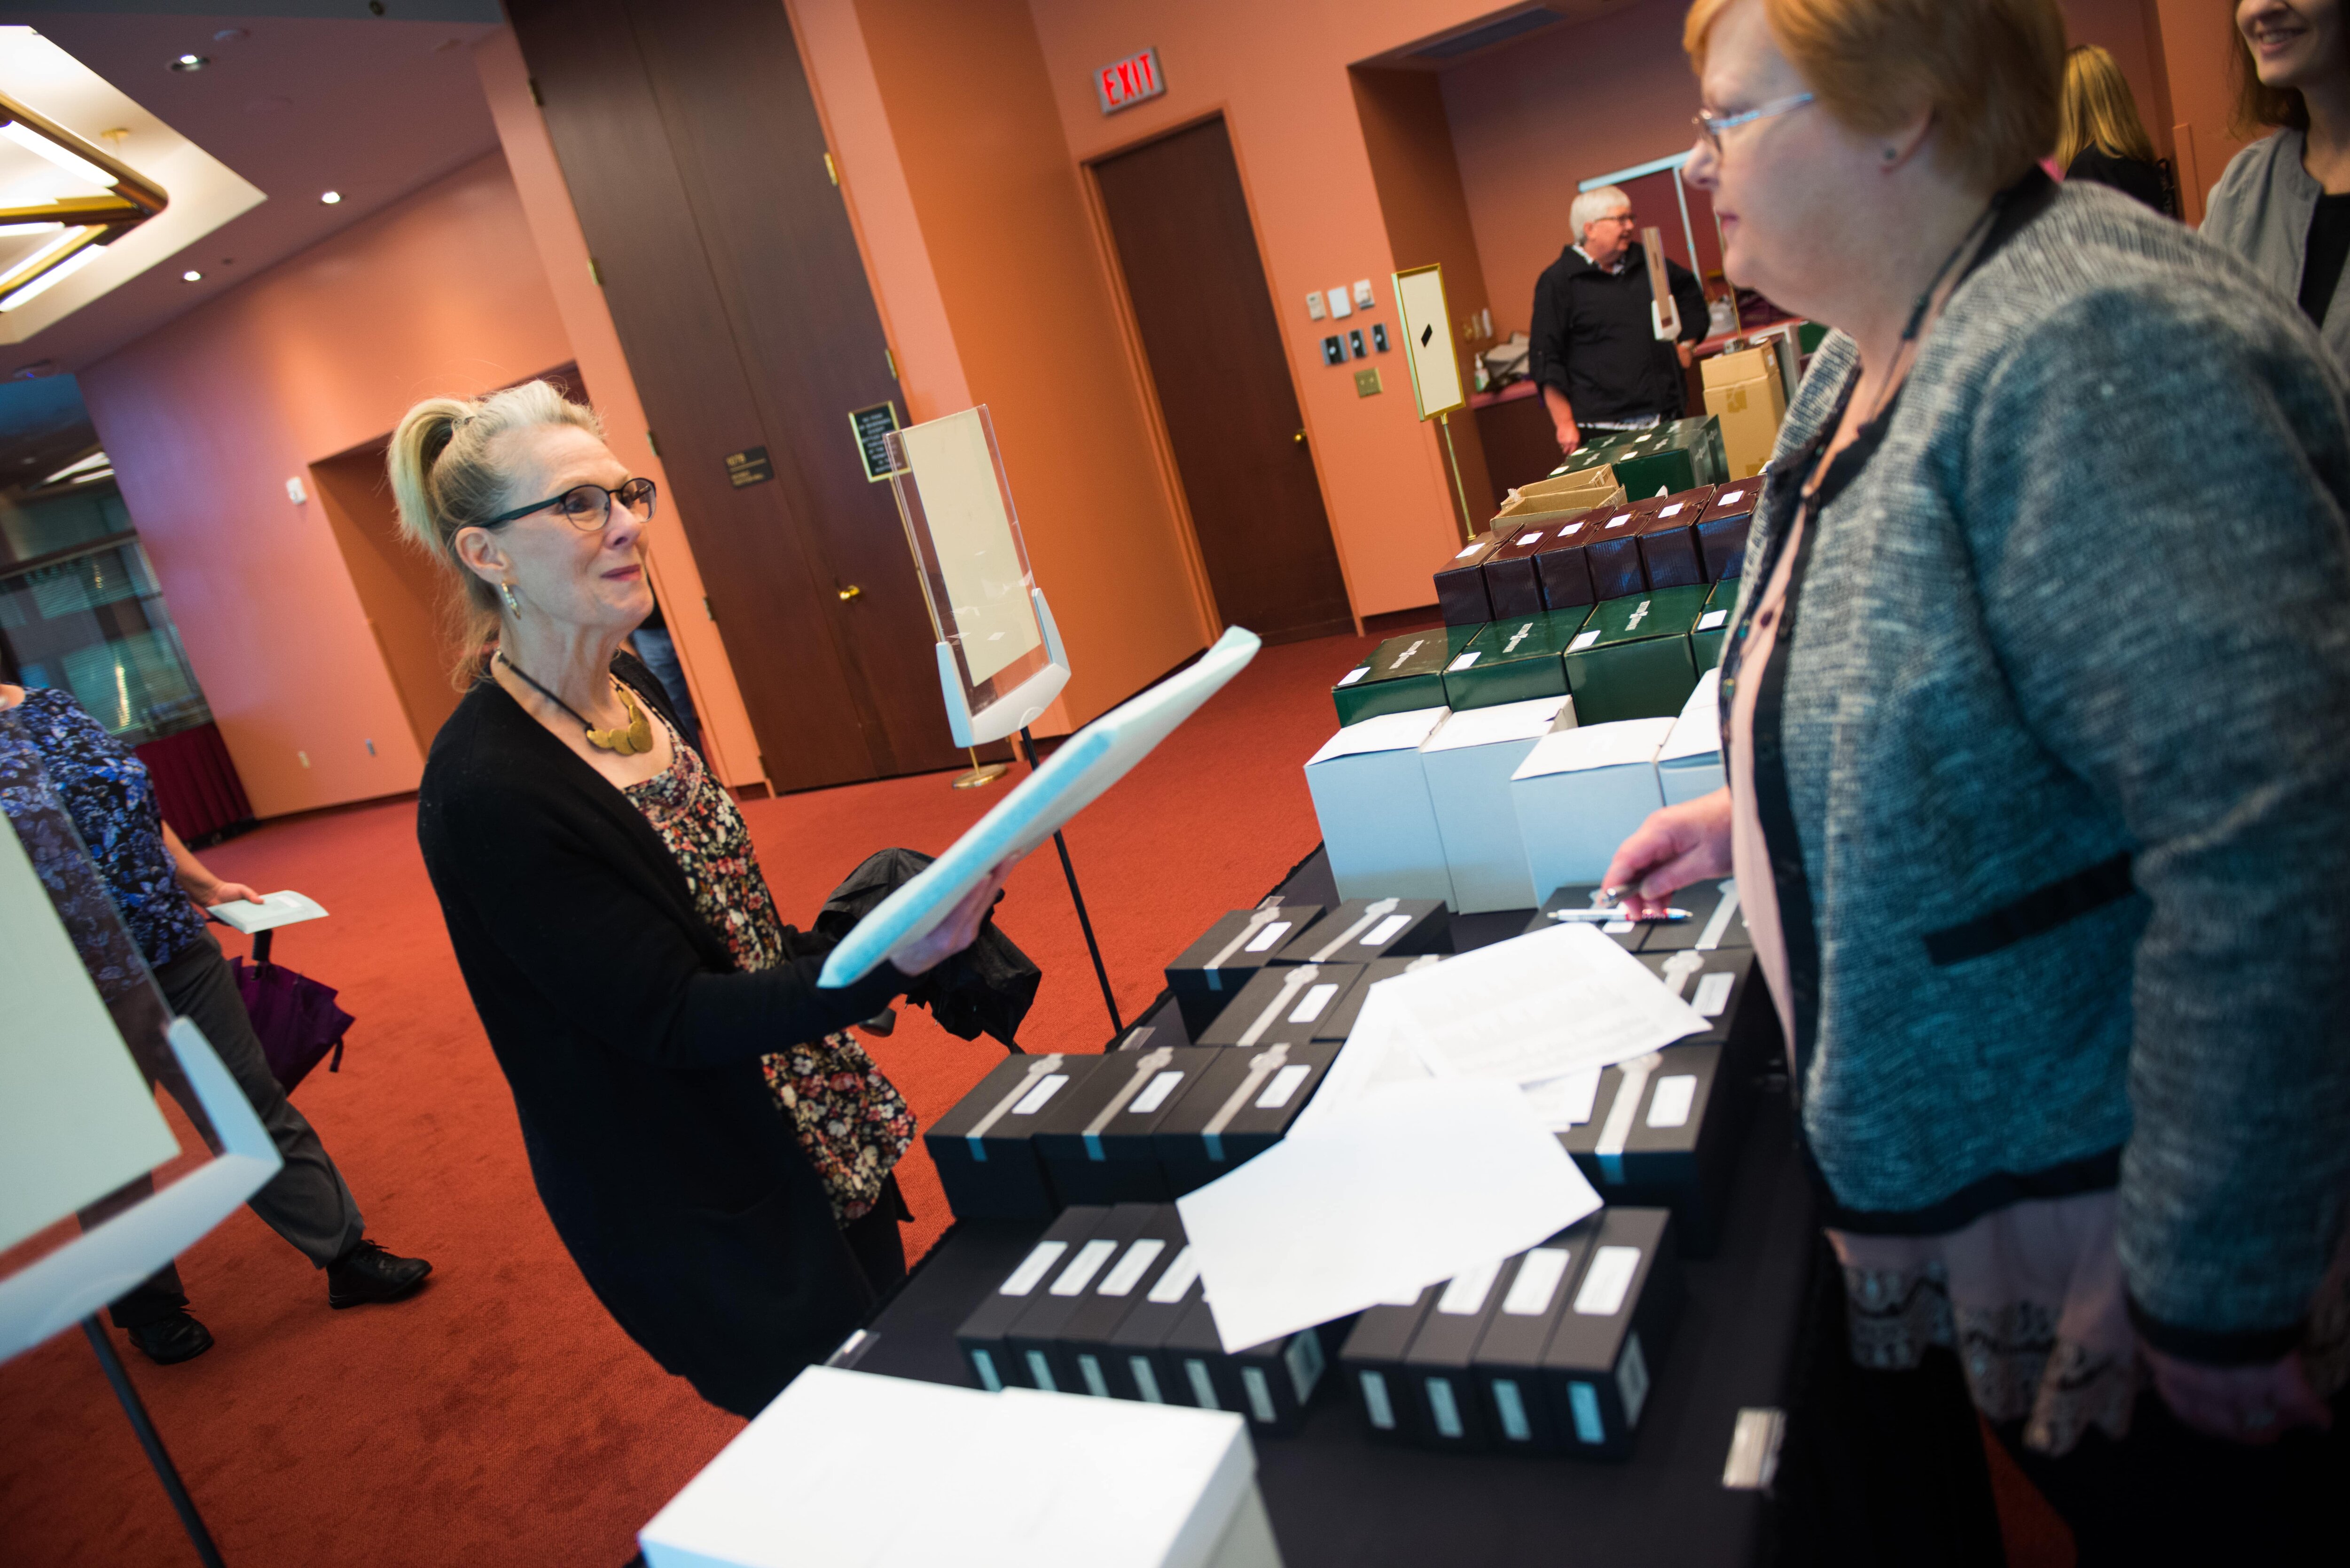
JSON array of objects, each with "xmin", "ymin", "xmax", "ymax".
[
  {"xmin": 483, "ymin": 477, "xmax": 658, "ymax": 530},
  {"xmin": 1692, "ymin": 91, "xmax": 1816, "ymax": 155}
]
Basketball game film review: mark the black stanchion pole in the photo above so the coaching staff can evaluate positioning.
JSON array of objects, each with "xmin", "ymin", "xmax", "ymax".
[
  {"xmin": 81, "ymin": 1317, "xmax": 228, "ymax": 1568},
  {"xmin": 1018, "ymin": 726, "xmax": 1123, "ymax": 1037}
]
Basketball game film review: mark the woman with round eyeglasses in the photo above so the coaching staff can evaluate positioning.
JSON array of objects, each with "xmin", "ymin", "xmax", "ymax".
[
  {"xmin": 1598, "ymin": 0, "xmax": 2350, "ymax": 1555},
  {"xmin": 395, "ymin": 380, "xmax": 1015, "ymax": 1416}
]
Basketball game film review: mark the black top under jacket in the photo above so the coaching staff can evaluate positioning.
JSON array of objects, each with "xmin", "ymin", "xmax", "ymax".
[
  {"xmin": 1529, "ymin": 240, "xmax": 1709, "ymax": 426},
  {"xmin": 416, "ymin": 652, "xmax": 909, "ymax": 1417},
  {"xmin": 2064, "ymin": 146, "xmax": 2173, "ymax": 217}
]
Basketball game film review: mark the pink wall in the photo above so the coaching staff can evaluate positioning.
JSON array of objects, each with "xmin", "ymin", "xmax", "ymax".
[{"xmin": 79, "ymin": 153, "xmax": 575, "ymax": 818}]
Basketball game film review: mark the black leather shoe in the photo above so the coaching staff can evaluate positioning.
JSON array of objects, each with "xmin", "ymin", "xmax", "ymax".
[
  {"xmin": 126, "ymin": 1311, "xmax": 214, "ymax": 1365},
  {"xmin": 326, "ymin": 1239, "xmax": 433, "ymax": 1309},
  {"xmin": 858, "ymin": 1007, "xmax": 897, "ymax": 1037}
]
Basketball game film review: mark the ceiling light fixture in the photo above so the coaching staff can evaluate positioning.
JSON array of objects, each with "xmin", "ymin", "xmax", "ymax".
[
  {"xmin": 0, "ymin": 92, "xmax": 168, "ymax": 316},
  {"xmin": 0, "ymin": 220, "xmax": 66, "ymax": 237},
  {"xmin": 182, "ymin": 269, "xmax": 202, "ymax": 281},
  {"xmin": 172, "ymin": 55, "xmax": 209, "ymax": 72},
  {"xmin": 319, "ymin": 189, "xmax": 342, "ymax": 204},
  {"xmin": 0, "ymin": 242, "xmax": 106, "ymax": 312},
  {"xmin": 0, "ymin": 120, "xmax": 113, "ymax": 187}
]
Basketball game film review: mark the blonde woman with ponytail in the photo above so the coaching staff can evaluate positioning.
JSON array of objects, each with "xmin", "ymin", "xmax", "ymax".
[
  {"xmin": 2056, "ymin": 44, "xmax": 2171, "ymax": 213},
  {"xmin": 401, "ymin": 381, "xmax": 1012, "ymax": 1416}
]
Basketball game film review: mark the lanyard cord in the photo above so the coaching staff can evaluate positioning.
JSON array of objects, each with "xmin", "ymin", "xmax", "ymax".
[{"xmin": 496, "ymin": 650, "xmax": 611, "ymax": 734}]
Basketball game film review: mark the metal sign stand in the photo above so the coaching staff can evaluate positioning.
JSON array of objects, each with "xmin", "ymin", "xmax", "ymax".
[
  {"xmin": 1017, "ymin": 726, "xmax": 1122, "ymax": 1035},
  {"xmin": 82, "ymin": 1318, "xmax": 229, "ymax": 1568},
  {"xmin": 1436, "ymin": 411, "xmax": 1475, "ymax": 546}
]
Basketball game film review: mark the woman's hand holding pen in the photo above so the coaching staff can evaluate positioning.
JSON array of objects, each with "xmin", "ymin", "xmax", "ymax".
[{"xmin": 1598, "ymin": 788, "xmax": 1734, "ymax": 918}]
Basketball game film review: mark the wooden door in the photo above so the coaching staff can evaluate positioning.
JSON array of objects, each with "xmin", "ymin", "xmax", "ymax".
[
  {"xmin": 509, "ymin": 0, "xmax": 963, "ymax": 788},
  {"xmin": 1094, "ymin": 119, "xmax": 1353, "ymax": 644}
]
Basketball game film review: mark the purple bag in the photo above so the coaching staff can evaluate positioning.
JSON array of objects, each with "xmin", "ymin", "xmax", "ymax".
[{"xmin": 228, "ymin": 956, "xmax": 356, "ymax": 1094}]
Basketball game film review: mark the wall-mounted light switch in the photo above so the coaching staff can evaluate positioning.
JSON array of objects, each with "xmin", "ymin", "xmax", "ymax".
[
  {"xmin": 1306, "ymin": 291, "xmax": 1326, "ymax": 320},
  {"xmin": 1325, "ymin": 286, "xmax": 1353, "ymax": 320},
  {"xmin": 1371, "ymin": 322, "xmax": 1391, "ymax": 352},
  {"xmin": 286, "ymin": 477, "xmax": 307, "ymax": 504},
  {"xmin": 1352, "ymin": 279, "xmax": 1375, "ymax": 309},
  {"xmin": 1321, "ymin": 335, "xmax": 1346, "ymax": 367},
  {"xmin": 1347, "ymin": 328, "xmax": 1366, "ymax": 359}
]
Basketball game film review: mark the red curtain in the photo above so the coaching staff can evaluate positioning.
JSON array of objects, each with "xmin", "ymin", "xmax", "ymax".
[{"xmin": 136, "ymin": 722, "xmax": 253, "ymax": 842}]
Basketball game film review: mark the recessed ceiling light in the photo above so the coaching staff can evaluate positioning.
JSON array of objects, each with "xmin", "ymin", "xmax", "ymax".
[
  {"xmin": 172, "ymin": 54, "xmax": 209, "ymax": 71},
  {"xmin": 182, "ymin": 270, "xmax": 202, "ymax": 281},
  {"xmin": 320, "ymin": 190, "xmax": 342, "ymax": 205}
]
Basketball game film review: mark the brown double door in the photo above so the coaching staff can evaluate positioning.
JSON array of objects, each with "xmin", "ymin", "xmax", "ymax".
[
  {"xmin": 1094, "ymin": 118, "xmax": 1354, "ymax": 645},
  {"xmin": 509, "ymin": 0, "xmax": 963, "ymax": 789}
]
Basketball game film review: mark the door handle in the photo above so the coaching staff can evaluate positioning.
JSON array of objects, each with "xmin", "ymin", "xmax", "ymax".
[
  {"xmin": 838, "ymin": 584, "xmax": 862, "ymax": 602},
  {"xmin": 1293, "ymin": 429, "xmax": 1306, "ymax": 445}
]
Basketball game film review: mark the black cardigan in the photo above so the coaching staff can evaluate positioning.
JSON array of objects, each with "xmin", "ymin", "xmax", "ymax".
[{"xmin": 415, "ymin": 655, "xmax": 906, "ymax": 1415}]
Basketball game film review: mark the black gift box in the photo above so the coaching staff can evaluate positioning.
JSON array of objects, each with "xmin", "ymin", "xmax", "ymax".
[
  {"xmin": 1312, "ymin": 955, "xmax": 1443, "ymax": 1042},
  {"xmin": 1636, "ymin": 485, "xmax": 1717, "ymax": 590},
  {"xmin": 1153, "ymin": 1040, "xmax": 1341, "ymax": 1195},
  {"xmin": 1561, "ymin": 1045, "xmax": 1747, "ymax": 1253},
  {"xmin": 1004, "ymin": 1203, "xmax": 1158, "ymax": 1393},
  {"xmin": 1196, "ymin": 961, "xmax": 1365, "ymax": 1047},
  {"xmin": 1104, "ymin": 1232, "xmax": 1206, "ymax": 1404},
  {"xmin": 955, "ymin": 1206, "xmax": 1112, "ymax": 1391},
  {"xmin": 1471, "ymin": 1217, "xmax": 1605, "ymax": 1454},
  {"xmin": 1638, "ymin": 947, "xmax": 1778, "ymax": 1082},
  {"xmin": 1403, "ymin": 1253, "xmax": 1524, "ymax": 1450},
  {"xmin": 1696, "ymin": 483, "xmax": 1758, "ymax": 582},
  {"xmin": 1540, "ymin": 1208, "xmax": 1684, "ymax": 1459},
  {"xmin": 1531, "ymin": 884, "xmax": 1657, "ymax": 952},
  {"xmin": 1632, "ymin": 876, "xmax": 1751, "ymax": 952},
  {"xmin": 927, "ymin": 1053, "xmax": 1100, "ymax": 1220},
  {"xmin": 1529, "ymin": 515, "xmax": 1602, "ymax": 610},
  {"xmin": 1163, "ymin": 1297, "xmax": 1331, "ymax": 1436},
  {"xmin": 1269, "ymin": 897, "xmax": 1449, "ymax": 966},
  {"xmin": 1165, "ymin": 903, "xmax": 1329, "ymax": 1036},
  {"xmin": 1481, "ymin": 515, "xmax": 1582, "ymax": 620},
  {"xmin": 1582, "ymin": 503, "xmax": 1652, "ymax": 601},
  {"xmin": 1339, "ymin": 1285, "xmax": 1441, "ymax": 1444},
  {"xmin": 1434, "ymin": 522, "xmax": 1522, "ymax": 627},
  {"xmin": 1056, "ymin": 1206, "xmax": 1191, "ymax": 1399},
  {"xmin": 1033, "ymin": 1047, "xmax": 1224, "ymax": 1206}
]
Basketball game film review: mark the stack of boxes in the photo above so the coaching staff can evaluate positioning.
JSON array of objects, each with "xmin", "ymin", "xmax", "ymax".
[{"xmin": 1700, "ymin": 342, "xmax": 1791, "ymax": 480}]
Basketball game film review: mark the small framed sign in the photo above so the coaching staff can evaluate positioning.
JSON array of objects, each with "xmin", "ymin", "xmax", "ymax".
[
  {"xmin": 1095, "ymin": 47, "xmax": 1166, "ymax": 115},
  {"xmin": 725, "ymin": 446, "xmax": 774, "ymax": 487},
  {"xmin": 848, "ymin": 402, "xmax": 902, "ymax": 483}
]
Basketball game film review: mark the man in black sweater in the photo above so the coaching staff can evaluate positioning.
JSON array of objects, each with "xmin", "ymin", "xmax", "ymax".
[{"xmin": 1529, "ymin": 184, "xmax": 1710, "ymax": 456}]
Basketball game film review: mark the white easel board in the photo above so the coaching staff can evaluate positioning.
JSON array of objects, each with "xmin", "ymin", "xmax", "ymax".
[{"xmin": 1392, "ymin": 264, "xmax": 1465, "ymax": 421}]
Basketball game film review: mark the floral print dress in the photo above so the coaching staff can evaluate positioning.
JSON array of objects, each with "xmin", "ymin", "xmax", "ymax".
[{"xmin": 623, "ymin": 724, "xmax": 911, "ymax": 1224}]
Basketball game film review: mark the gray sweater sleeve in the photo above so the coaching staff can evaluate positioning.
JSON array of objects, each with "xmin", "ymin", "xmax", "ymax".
[{"xmin": 1961, "ymin": 281, "xmax": 2350, "ymax": 1351}]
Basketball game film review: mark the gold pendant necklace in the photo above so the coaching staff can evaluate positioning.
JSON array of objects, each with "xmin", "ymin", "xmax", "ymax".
[{"xmin": 498, "ymin": 653, "xmax": 654, "ymax": 755}]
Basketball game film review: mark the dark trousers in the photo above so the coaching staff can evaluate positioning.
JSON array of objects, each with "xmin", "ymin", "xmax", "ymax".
[
  {"xmin": 85, "ymin": 929, "xmax": 366, "ymax": 1327},
  {"xmin": 840, "ymin": 1174, "xmax": 909, "ymax": 1300}
]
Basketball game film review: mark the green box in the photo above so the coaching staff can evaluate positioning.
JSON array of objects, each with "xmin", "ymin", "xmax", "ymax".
[
  {"xmin": 1563, "ymin": 586, "xmax": 1709, "ymax": 724},
  {"xmin": 1690, "ymin": 579, "xmax": 1738, "ymax": 672},
  {"xmin": 1546, "ymin": 431, "xmax": 1634, "ymax": 479},
  {"xmin": 1440, "ymin": 607, "xmax": 1593, "ymax": 711},
  {"xmin": 1333, "ymin": 625, "xmax": 1480, "ymax": 725},
  {"xmin": 1607, "ymin": 416, "xmax": 1726, "ymax": 502}
]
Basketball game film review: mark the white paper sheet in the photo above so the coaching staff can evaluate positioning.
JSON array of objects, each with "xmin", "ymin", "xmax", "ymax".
[
  {"xmin": 1520, "ymin": 1068, "xmax": 1604, "ymax": 1129},
  {"xmin": 1175, "ymin": 1077, "xmax": 1601, "ymax": 1353}
]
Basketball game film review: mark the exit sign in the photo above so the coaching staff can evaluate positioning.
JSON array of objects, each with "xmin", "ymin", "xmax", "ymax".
[{"xmin": 1095, "ymin": 47, "xmax": 1165, "ymax": 115}]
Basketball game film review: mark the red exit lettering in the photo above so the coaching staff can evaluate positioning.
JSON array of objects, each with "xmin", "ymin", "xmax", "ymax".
[{"xmin": 1094, "ymin": 47, "xmax": 1166, "ymax": 115}]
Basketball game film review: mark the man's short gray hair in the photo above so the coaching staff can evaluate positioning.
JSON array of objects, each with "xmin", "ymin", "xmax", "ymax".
[{"xmin": 1570, "ymin": 186, "xmax": 1631, "ymax": 246}]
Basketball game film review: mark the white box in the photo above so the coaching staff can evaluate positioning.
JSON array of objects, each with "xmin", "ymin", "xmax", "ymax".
[
  {"xmin": 1304, "ymin": 707, "xmax": 1456, "ymax": 906},
  {"xmin": 1418, "ymin": 695, "xmax": 1573, "ymax": 913},
  {"xmin": 1655, "ymin": 668, "xmax": 1725, "ymax": 806},
  {"xmin": 1509, "ymin": 717, "xmax": 1676, "ymax": 905},
  {"xmin": 642, "ymin": 1366, "xmax": 1283, "ymax": 1568}
]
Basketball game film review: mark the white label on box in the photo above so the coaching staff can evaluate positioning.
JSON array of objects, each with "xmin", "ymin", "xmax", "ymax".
[
  {"xmin": 1244, "ymin": 920, "xmax": 1293, "ymax": 952},
  {"xmin": 1386, "ymin": 638, "xmax": 1426, "ymax": 670},
  {"xmin": 1427, "ymin": 1377, "xmax": 1465, "ymax": 1439},
  {"xmin": 1494, "ymin": 1379, "xmax": 1533, "ymax": 1442},
  {"xmin": 1148, "ymin": 1246, "xmax": 1202, "ymax": 1303},
  {"xmin": 1131, "ymin": 1356, "xmax": 1166, "ymax": 1404},
  {"xmin": 1361, "ymin": 1369, "xmax": 1397, "ymax": 1429},
  {"xmin": 1338, "ymin": 666, "xmax": 1369, "ymax": 686},
  {"xmin": 1286, "ymin": 1327, "xmax": 1326, "ymax": 1404},
  {"xmin": 1289, "ymin": 983, "xmax": 1341, "ymax": 1023},
  {"xmin": 1503, "ymin": 1247, "xmax": 1572, "ymax": 1315},
  {"xmin": 1697, "ymin": 609, "xmax": 1728, "ymax": 631},
  {"xmin": 1569, "ymin": 630, "xmax": 1602, "ymax": 652},
  {"xmin": 1606, "ymin": 513, "xmax": 1633, "ymax": 529},
  {"xmin": 1243, "ymin": 1365, "xmax": 1278, "ymax": 1424},
  {"xmin": 1569, "ymin": 1381, "xmax": 1605, "ymax": 1444},
  {"xmin": 1051, "ymin": 1238, "xmax": 1121, "ymax": 1295},
  {"xmin": 1693, "ymin": 971, "xmax": 1734, "ymax": 1017},
  {"xmin": 999, "ymin": 1240, "xmax": 1068, "ymax": 1296},
  {"xmin": 1448, "ymin": 651, "xmax": 1480, "ymax": 671},
  {"xmin": 1012, "ymin": 1074, "xmax": 1068, "ymax": 1116},
  {"xmin": 1438, "ymin": 1256, "xmax": 1504, "ymax": 1315},
  {"xmin": 1130, "ymin": 1070, "xmax": 1186, "ymax": 1114},
  {"xmin": 1454, "ymin": 541, "xmax": 1481, "ymax": 559},
  {"xmin": 1519, "ymin": 531, "xmax": 1544, "ymax": 546},
  {"xmin": 1618, "ymin": 1332, "xmax": 1652, "ymax": 1429},
  {"xmin": 1647, "ymin": 1075, "xmax": 1698, "ymax": 1128},
  {"xmin": 1362, "ymin": 912, "xmax": 1415, "ymax": 945},
  {"xmin": 1603, "ymin": 919, "xmax": 1635, "ymax": 935},
  {"xmin": 1659, "ymin": 502, "xmax": 1685, "ymax": 517},
  {"xmin": 1719, "ymin": 488, "xmax": 1746, "ymax": 506},
  {"xmin": 1575, "ymin": 1245, "xmax": 1642, "ymax": 1316},
  {"xmin": 1256, "ymin": 1062, "xmax": 1315, "ymax": 1109},
  {"xmin": 1561, "ymin": 520, "xmax": 1584, "ymax": 534},
  {"xmin": 1186, "ymin": 1359, "xmax": 1221, "ymax": 1411},
  {"xmin": 1078, "ymin": 1354, "xmax": 1111, "ymax": 1398},
  {"xmin": 1377, "ymin": 1280, "xmax": 1427, "ymax": 1307},
  {"xmin": 1098, "ymin": 1237, "xmax": 1167, "ymax": 1296}
]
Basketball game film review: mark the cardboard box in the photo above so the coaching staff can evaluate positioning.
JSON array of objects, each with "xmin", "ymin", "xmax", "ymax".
[
  {"xmin": 1559, "ymin": 1044, "xmax": 1747, "ymax": 1252},
  {"xmin": 1404, "ymin": 1252, "xmax": 1524, "ymax": 1450},
  {"xmin": 1695, "ymin": 481, "xmax": 1759, "ymax": 582},
  {"xmin": 1655, "ymin": 667, "xmax": 1723, "ymax": 806},
  {"xmin": 1054, "ymin": 1206, "xmax": 1192, "ymax": 1399},
  {"xmin": 1195, "ymin": 962, "xmax": 1365, "ymax": 1047},
  {"xmin": 1635, "ymin": 485, "xmax": 1718, "ymax": 591},
  {"xmin": 1470, "ymin": 1217, "xmax": 1605, "ymax": 1453},
  {"xmin": 1512, "ymin": 718, "xmax": 1676, "ymax": 903},
  {"xmin": 955, "ymin": 1206, "xmax": 1113, "ymax": 1390},
  {"xmin": 1165, "ymin": 903, "xmax": 1329, "ymax": 1038},
  {"xmin": 1034, "ymin": 1045, "xmax": 1228, "ymax": 1206},
  {"xmin": 1006, "ymin": 1204, "xmax": 1159, "ymax": 1391},
  {"xmin": 1420, "ymin": 696, "xmax": 1574, "ymax": 914},
  {"xmin": 1153, "ymin": 1040, "xmax": 1341, "ymax": 1196},
  {"xmin": 1702, "ymin": 346, "xmax": 1788, "ymax": 481},
  {"xmin": 1561, "ymin": 588, "xmax": 1708, "ymax": 725},
  {"xmin": 927, "ymin": 1053, "xmax": 1098, "ymax": 1221},
  {"xmin": 1690, "ymin": 579, "xmax": 1735, "ymax": 671},
  {"xmin": 1503, "ymin": 469, "xmax": 1622, "ymax": 515},
  {"xmin": 1480, "ymin": 513, "xmax": 1588, "ymax": 619},
  {"xmin": 1312, "ymin": 955, "xmax": 1442, "ymax": 1042},
  {"xmin": 1441, "ymin": 610, "xmax": 1587, "ymax": 711},
  {"xmin": 1340, "ymin": 1284, "xmax": 1441, "ymax": 1444},
  {"xmin": 1267, "ymin": 897, "xmax": 1451, "ymax": 964},
  {"xmin": 1538, "ymin": 1207, "xmax": 1684, "ymax": 1459},
  {"xmin": 1333, "ymin": 626, "xmax": 1479, "ymax": 727},
  {"xmin": 1608, "ymin": 416, "xmax": 1724, "ymax": 500},
  {"xmin": 1580, "ymin": 502, "xmax": 1652, "ymax": 601},
  {"xmin": 1305, "ymin": 710, "xmax": 1457, "ymax": 906},
  {"xmin": 1432, "ymin": 521, "xmax": 1523, "ymax": 627}
]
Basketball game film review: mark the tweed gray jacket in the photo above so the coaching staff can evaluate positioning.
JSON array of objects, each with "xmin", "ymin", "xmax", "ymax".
[
  {"xmin": 1731, "ymin": 175, "xmax": 2350, "ymax": 1357},
  {"xmin": 2202, "ymin": 128, "xmax": 2350, "ymax": 379}
]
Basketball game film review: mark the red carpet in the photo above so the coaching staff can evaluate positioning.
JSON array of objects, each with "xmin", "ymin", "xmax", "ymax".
[{"xmin": 0, "ymin": 627, "xmax": 2071, "ymax": 1566}]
